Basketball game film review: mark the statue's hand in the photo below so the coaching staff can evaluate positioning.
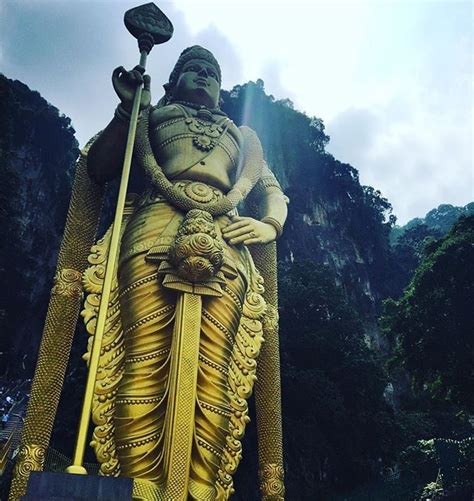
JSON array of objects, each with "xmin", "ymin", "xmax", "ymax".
[
  {"xmin": 222, "ymin": 216, "xmax": 277, "ymax": 245},
  {"xmin": 112, "ymin": 65, "xmax": 151, "ymax": 113}
]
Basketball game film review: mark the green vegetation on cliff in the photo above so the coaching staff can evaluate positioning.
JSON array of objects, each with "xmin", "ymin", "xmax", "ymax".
[
  {"xmin": 383, "ymin": 215, "xmax": 474, "ymax": 412},
  {"xmin": 390, "ymin": 203, "xmax": 474, "ymax": 293},
  {"xmin": 278, "ymin": 261, "xmax": 398, "ymax": 497}
]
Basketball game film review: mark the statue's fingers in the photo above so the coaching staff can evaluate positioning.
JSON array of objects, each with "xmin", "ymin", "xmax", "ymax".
[
  {"xmin": 134, "ymin": 65, "xmax": 146, "ymax": 74},
  {"xmin": 242, "ymin": 237, "xmax": 262, "ymax": 245},
  {"xmin": 222, "ymin": 220, "xmax": 249, "ymax": 234},
  {"xmin": 130, "ymin": 69, "xmax": 144, "ymax": 84},
  {"xmin": 143, "ymin": 75, "xmax": 151, "ymax": 91},
  {"xmin": 223, "ymin": 226, "xmax": 251, "ymax": 239},
  {"xmin": 231, "ymin": 215, "xmax": 250, "ymax": 222},
  {"xmin": 229, "ymin": 231, "xmax": 257, "ymax": 244},
  {"xmin": 224, "ymin": 225, "xmax": 252, "ymax": 240}
]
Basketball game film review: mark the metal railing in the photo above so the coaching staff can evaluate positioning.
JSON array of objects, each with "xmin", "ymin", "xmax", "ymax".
[{"xmin": 0, "ymin": 425, "xmax": 17, "ymax": 475}]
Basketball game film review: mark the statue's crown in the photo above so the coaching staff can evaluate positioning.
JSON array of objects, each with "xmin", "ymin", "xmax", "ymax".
[{"xmin": 168, "ymin": 45, "xmax": 221, "ymax": 87}]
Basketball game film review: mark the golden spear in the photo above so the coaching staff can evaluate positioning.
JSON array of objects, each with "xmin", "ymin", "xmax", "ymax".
[{"xmin": 66, "ymin": 3, "xmax": 173, "ymax": 475}]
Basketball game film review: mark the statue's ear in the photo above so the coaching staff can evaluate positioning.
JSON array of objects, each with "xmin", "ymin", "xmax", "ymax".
[{"xmin": 163, "ymin": 82, "xmax": 173, "ymax": 98}]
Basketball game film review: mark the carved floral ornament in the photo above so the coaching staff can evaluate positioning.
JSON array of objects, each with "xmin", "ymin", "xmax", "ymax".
[
  {"xmin": 15, "ymin": 443, "xmax": 46, "ymax": 478},
  {"xmin": 185, "ymin": 116, "xmax": 225, "ymax": 152},
  {"xmin": 259, "ymin": 463, "xmax": 285, "ymax": 499},
  {"xmin": 51, "ymin": 268, "xmax": 83, "ymax": 298}
]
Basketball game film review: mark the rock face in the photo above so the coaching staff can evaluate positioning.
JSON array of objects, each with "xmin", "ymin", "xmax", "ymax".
[
  {"xmin": 1, "ymin": 76, "xmax": 396, "ymax": 373},
  {"xmin": 222, "ymin": 81, "xmax": 397, "ymax": 349},
  {"xmin": 0, "ymin": 75, "xmax": 78, "ymax": 373}
]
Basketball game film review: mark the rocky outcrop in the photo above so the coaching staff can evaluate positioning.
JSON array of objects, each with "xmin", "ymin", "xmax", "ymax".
[
  {"xmin": 222, "ymin": 81, "xmax": 396, "ymax": 349},
  {"xmin": 0, "ymin": 75, "xmax": 78, "ymax": 373}
]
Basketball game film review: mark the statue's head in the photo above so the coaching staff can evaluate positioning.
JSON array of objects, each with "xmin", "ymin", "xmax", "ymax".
[{"xmin": 163, "ymin": 46, "xmax": 221, "ymax": 109}]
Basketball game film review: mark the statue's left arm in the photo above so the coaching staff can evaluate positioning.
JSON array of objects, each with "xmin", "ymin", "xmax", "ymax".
[
  {"xmin": 252, "ymin": 161, "xmax": 288, "ymax": 238},
  {"xmin": 222, "ymin": 162, "xmax": 288, "ymax": 246}
]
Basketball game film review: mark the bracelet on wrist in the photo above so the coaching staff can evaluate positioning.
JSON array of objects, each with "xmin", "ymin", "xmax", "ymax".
[
  {"xmin": 114, "ymin": 103, "xmax": 132, "ymax": 124},
  {"xmin": 261, "ymin": 216, "xmax": 283, "ymax": 239}
]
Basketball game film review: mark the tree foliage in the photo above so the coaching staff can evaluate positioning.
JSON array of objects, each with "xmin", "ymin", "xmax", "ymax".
[
  {"xmin": 390, "ymin": 203, "xmax": 474, "ymax": 294},
  {"xmin": 278, "ymin": 260, "xmax": 399, "ymax": 497},
  {"xmin": 382, "ymin": 216, "xmax": 474, "ymax": 411},
  {"xmin": 390, "ymin": 223, "xmax": 443, "ymax": 293}
]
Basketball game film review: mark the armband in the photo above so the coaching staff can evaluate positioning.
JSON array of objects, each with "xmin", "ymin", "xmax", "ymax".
[
  {"xmin": 261, "ymin": 216, "xmax": 283, "ymax": 239},
  {"xmin": 114, "ymin": 103, "xmax": 132, "ymax": 124}
]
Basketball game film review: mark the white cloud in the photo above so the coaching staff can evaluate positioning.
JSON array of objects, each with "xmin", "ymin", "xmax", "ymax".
[
  {"xmin": 326, "ymin": 2, "xmax": 473, "ymax": 223},
  {"xmin": 327, "ymin": 79, "xmax": 473, "ymax": 223},
  {"xmin": 1, "ymin": 0, "xmax": 472, "ymax": 223}
]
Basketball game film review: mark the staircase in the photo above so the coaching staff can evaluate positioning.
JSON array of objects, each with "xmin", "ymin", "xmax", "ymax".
[{"xmin": 0, "ymin": 382, "xmax": 29, "ymax": 475}]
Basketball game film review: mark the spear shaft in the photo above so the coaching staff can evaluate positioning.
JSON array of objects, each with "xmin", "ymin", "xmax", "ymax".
[
  {"xmin": 66, "ymin": 50, "xmax": 147, "ymax": 474},
  {"xmin": 67, "ymin": 1, "xmax": 173, "ymax": 474}
]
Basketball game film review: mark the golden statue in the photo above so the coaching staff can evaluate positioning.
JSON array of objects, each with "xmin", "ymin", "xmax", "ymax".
[{"xmin": 9, "ymin": 32, "xmax": 287, "ymax": 501}]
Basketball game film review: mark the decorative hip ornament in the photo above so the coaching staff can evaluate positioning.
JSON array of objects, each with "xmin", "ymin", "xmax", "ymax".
[{"xmin": 168, "ymin": 209, "xmax": 224, "ymax": 282}]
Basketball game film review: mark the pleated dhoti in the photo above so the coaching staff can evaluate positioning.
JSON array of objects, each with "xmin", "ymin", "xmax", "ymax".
[{"xmin": 114, "ymin": 199, "xmax": 249, "ymax": 499}]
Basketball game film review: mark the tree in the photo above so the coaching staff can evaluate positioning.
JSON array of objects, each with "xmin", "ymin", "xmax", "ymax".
[
  {"xmin": 391, "ymin": 223, "xmax": 443, "ymax": 292},
  {"xmin": 278, "ymin": 260, "xmax": 399, "ymax": 497},
  {"xmin": 382, "ymin": 216, "xmax": 474, "ymax": 411},
  {"xmin": 424, "ymin": 204, "xmax": 472, "ymax": 233}
]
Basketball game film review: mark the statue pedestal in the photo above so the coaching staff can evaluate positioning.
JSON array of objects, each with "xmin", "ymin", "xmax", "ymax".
[{"xmin": 21, "ymin": 471, "xmax": 133, "ymax": 500}]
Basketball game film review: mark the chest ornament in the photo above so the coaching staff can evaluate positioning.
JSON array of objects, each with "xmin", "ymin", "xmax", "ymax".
[{"xmin": 185, "ymin": 117, "xmax": 224, "ymax": 152}]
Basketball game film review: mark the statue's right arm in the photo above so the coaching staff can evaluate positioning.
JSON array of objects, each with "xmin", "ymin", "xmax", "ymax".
[
  {"xmin": 87, "ymin": 116, "xmax": 129, "ymax": 184},
  {"xmin": 87, "ymin": 66, "xmax": 152, "ymax": 184}
]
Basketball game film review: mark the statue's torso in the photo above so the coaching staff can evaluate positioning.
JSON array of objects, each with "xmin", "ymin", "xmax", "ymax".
[{"xmin": 149, "ymin": 104, "xmax": 243, "ymax": 192}]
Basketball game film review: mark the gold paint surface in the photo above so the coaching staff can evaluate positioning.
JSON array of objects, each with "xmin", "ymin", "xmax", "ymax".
[
  {"xmin": 11, "ymin": 46, "xmax": 287, "ymax": 501},
  {"xmin": 83, "ymin": 198, "xmax": 267, "ymax": 499},
  {"xmin": 80, "ymin": 107, "xmax": 286, "ymax": 497},
  {"xmin": 163, "ymin": 292, "xmax": 201, "ymax": 498},
  {"xmin": 250, "ymin": 243, "xmax": 286, "ymax": 500},
  {"xmin": 15, "ymin": 444, "xmax": 46, "ymax": 476},
  {"xmin": 259, "ymin": 463, "xmax": 285, "ymax": 500},
  {"xmin": 10, "ymin": 81, "xmax": 284, "ymax": 500}
]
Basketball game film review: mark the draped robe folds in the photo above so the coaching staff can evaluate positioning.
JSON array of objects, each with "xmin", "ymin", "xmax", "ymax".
[
  {"xmin": 82, "ymin": 192, "xmax": 269, "ymax": 500},
  {"xmin": 114, "ymin": 197, "xmax": 258, "ymax": 499}
]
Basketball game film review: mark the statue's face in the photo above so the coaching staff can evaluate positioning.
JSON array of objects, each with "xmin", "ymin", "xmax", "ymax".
[{"xmin": 173, "ymin": 58, "xmax": 220, "ymax": 108}]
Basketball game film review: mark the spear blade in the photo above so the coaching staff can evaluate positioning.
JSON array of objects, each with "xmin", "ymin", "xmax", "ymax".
[{"xmin": 124, "ymin": 2, "xmax": 174, "ymax": 46}]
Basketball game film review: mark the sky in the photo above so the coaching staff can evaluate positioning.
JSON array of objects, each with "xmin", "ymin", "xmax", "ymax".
[{"xmin": 1, "ymin": 0, "xmax": 472, "ymax": 224}]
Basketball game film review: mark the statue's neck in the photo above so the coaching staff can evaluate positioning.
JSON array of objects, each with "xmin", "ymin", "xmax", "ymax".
[{"xmin": 170, "ymin": 99, "xmax": 226, "ymax": 117}]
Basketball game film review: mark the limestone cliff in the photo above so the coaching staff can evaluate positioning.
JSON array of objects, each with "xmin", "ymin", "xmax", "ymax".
[
  {"xmin": 0, "ymin": 75, "xmax": 78, "ymax": 373},
  {"xmin": 222, "ymin": 81, "xmax": 397, "ymax": 349}
]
